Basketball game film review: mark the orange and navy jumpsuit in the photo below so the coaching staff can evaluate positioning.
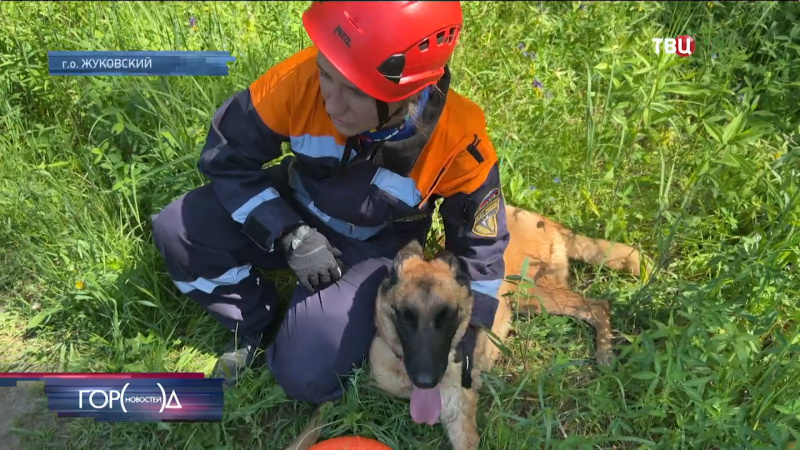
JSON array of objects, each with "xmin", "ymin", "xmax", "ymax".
[{"xmin": 152, "ymin": 46, "xmax": 510, "ymax": 403}]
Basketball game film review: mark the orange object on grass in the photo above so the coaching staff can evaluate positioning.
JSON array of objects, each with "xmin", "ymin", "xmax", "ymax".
[{"xmin": 309, "ymin": 436, "xmax": 392, "ymax": 450}]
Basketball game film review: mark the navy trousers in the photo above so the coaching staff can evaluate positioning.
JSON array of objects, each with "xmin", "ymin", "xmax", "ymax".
[{"xmin": 152, "ymin": 182, "xmax": 393, "ymax": 404}]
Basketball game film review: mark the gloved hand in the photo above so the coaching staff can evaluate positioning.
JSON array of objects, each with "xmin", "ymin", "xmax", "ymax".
[{"xmin": 279, "ymin": 224, "xmax": 344, "ymax": 293}]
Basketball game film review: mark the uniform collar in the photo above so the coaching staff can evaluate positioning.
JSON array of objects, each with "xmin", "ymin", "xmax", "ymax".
[{"xmin": 359, "ymin": 66, "xmax": 451, "ymax": 144}]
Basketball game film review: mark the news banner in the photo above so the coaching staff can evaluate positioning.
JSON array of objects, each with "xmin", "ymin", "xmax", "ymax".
[
  {"xmin": 48, "ymin": 50, "xmax": 236, "ymax": 76},
  {"xmin": 0, "ymin": 372, "xmax": 224, "ymax": 422}
]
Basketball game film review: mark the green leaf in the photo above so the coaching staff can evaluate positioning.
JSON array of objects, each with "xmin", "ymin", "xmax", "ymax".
[
  {"xmin": 136, "ymin": 300, "xmax": 159, "ymax": 308},
  {"xmin": 631, "ymin": 371, "xmax": 658, "ymax": 380},
  {"xmin": 774, "ymin": 404, "xmax": 799, "ymax": 416},
  {"xmin": 683, "ymin": 376, "xmax": 714, "ymax": 388},
  {"xmin": 703, "ymin": 121, "xmax": 721, "ymax": 143},
  {"xmin": 26, "ymin": 306, "xmax": 63, "ymax": 330},
  {"xmin": 160, "ymin": 130, "xmax": 179, "ymax": 148},
  {"xmin": 662, "ymin": 85, "xmax": 711, "ymax": 96},
  {"xmin": 124, "ymin": 122, "xmax": 142, "ymax": 134},
  {"xmin": 715, "ymin": 152, "xmax": 742, "ymax": 168},
  {"xmin": 722, "ymin": 111, "xmax": 746, "ymax": 144}
]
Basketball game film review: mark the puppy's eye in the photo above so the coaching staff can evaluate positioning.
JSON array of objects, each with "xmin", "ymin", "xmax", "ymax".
[
  {"xmin": 434, "ymin": 307, "xmax": 455, "ymax": 329},
  {"xmin": 401, "ymin": 308, "xmax": 418, "ymax": 324}
]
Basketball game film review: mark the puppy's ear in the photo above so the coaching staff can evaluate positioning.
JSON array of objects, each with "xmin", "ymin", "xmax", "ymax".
[
  {"xmin": 396, "ymin": 239, "xmax": 424, "ymax": 263},
  {"xmin": 435, "ymin": 250, "xmax": 471, "ymax": 290},
  {"xmin": 435, "ymin": 249, "xmax": 460, "ymax": 273},
  {"xmin": 384, "ymin": 239, "xmax": 424, "ymax": 291}
]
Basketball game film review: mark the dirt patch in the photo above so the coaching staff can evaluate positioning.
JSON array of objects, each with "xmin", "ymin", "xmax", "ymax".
[
  {"xmin": 0, "ymin": 382, "xmax": 42, "ymax": 450},
  {"xmin": 0, "ymin": 316, "xmax": 71, "ymax": 448}
]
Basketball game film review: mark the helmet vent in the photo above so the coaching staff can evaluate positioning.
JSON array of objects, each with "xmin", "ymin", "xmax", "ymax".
[
  {"xmin": 436, "ymin": 30, "xmax": 446, "ymax": 45},
  {"xmin": 448, "ymin": 27, "xmax": 457, "ymax": 43},
  {"xmin": 418, "ymin": 38, "xmax": 430, "ymax": 52},
  {"xmin": 377, "ymin": 53, "xmax": 406, "ymax": 84}
]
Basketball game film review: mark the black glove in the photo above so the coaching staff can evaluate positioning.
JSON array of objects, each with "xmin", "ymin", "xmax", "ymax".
[{"xmin": 279, "ymin": 224, "xmax": 344, "ymax": 293}]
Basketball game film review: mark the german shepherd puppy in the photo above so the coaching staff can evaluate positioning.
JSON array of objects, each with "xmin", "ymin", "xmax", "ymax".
[{"xmin": 287, "ymin": 205, "xmax": 647, "ymax": 450}]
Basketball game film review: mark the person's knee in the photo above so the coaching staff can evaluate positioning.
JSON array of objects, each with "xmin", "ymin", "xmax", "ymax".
[
  {"xmin": 151, "ymin": 184, "xmax": 227, "ymax": 263},
  {"xmin": 151, "ymin": 197, "xmax": 184, "ymax": 259},
  {"xmin": 266, "ymin": 257, "xmax": 387, "ymax": 403},
  {"xmin": 270, "ymin": 360, "xmax": 343, "ymax": 403},
  {"xmin": 269, "ymin": 344, "xmax": 365, "ymax": 404}
]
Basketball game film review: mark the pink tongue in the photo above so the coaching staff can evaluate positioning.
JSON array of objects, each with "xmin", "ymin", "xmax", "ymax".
[{"xmin": 410, "ymin": 386, "xmax": 442, "ymax": 425}]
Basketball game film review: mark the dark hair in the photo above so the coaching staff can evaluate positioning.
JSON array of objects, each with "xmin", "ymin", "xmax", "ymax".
[{"xmin": 405, "ymin": 84, "xmax": 444, "ymax": 137}]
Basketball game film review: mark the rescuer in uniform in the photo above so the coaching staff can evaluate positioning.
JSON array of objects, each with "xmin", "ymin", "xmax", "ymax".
[{"xmin": 152, "ymin": 1, "xmax": 510, "ymax": 404}]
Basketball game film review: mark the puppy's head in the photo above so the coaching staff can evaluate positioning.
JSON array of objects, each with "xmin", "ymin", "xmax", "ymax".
[{"xmin": 377, "ymin": 240, "xmax": 473, "ymax": 389}]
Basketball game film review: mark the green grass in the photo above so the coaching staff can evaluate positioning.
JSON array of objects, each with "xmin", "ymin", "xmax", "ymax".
[{"xmin": 1, "ymin": 1, "xmax": 799, "ymax": 448}]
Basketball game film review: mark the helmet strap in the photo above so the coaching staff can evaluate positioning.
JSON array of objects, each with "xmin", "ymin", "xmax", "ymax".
[{"xmin": 374, "ymin": 99, "xmax": 406, "ymax": 131}]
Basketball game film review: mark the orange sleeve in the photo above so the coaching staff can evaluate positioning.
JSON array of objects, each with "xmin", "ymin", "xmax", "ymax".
[
  {"xmin": 248, "ymin": 46, "xmax": 319, "ymax": 137},
  {"xmin": 434, "ymin": 95, "xmax": 500, "ymax": 198}
]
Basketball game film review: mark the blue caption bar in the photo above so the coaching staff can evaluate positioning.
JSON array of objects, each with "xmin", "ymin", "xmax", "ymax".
[{"xmin": 48, "ymin": 51, "xmax": 236, "ymax": 76}]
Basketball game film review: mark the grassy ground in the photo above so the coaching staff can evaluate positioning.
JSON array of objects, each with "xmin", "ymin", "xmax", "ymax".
[{"xmin": 1, "ymin": 1, "xmax": 799, "ymax": 449}]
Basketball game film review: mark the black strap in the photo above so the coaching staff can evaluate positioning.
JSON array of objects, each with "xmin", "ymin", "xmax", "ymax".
[
  {"xmin": 376, "ymin": 99, "xmax": 390, "ymax": 128},
  {"xmin": 455, "ymin": 325, "xmax": 478, "ymax": 389},
  {"xmin": 466, "ymin": 134, "xmax": 484, "ymax": 163},
  {"xmin": 338, "ymin": 136, "xmax": 360, "ymax": 172},
  {"xmin": 339, "ymin": 137, "xmax": 389, "ymax": 174}
]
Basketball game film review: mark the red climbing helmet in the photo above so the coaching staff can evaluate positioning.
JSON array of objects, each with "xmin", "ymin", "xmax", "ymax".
[{"xmin": 303, "ymin": 1, "xmax": 463, "ymax": 103}]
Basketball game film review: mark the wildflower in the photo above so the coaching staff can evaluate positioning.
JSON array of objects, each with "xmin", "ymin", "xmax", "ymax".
[
  {"xmin": 707, "ymin": 2, "xmax": 714, "ymax": 8},
  {"xmin": 529, "ymin": 186, "xmax": 537, "ymax": 191},
  {"xmin": 523, "ymin": 51, "xmax": 537, "ymax": 60},
  {"xmin": 711, "ymin": 53, "xmax": 718, "ymax": 59},
  {"xmin": 554, "ymin": 177, "xmax": 561, "ymax": 183},
  {"xmin": 738, "ymin": 94, "xmax": 744, "ymax": 103},
  {"xmin": 662, "ymin": 129, "xmax": 678, "ymax": 146},
  {"xmin": 517, "ymin": 42, "xmax": 525, "ymax": 50},
  {"xmin": 75, "ymin": 280, "xmax": 86, "ymax": 290},
  {"xmin": 189, "ymin": 16, "xmax": 197, "ymax": 28},
  {"xmin": 532, "ymin": 78, "xmax": 544, "ymax": 89}
]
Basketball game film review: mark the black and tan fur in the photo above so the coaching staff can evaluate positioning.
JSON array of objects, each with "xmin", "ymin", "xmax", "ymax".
[{"xmin": 288, "ymin": 205, "xmax": 648, "ymax": 450}]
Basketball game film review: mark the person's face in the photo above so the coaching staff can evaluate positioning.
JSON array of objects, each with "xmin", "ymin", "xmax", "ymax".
[{"xmin": 317, "ymin": 53, "xmax": 407, "ymax": 136}]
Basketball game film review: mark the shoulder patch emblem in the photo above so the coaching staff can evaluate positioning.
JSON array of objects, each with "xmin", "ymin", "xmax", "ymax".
[{"xmin": 472, "ymin": 188, "xmax": 500, "ymax": 237}]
